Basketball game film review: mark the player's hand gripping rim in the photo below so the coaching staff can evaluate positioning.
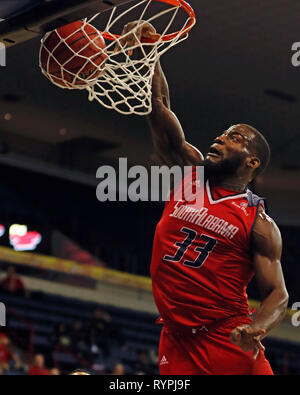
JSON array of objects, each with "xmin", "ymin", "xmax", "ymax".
[
  {"xmin": 114, "ymin": 21, "xmax": 161, "ymax": 56},
  {"xmin": 230, "ymin": 325, "xmax": 266, "ymax": 359}
]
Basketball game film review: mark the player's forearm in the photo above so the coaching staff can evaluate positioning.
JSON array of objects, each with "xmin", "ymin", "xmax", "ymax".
[
  {"xmin": 148, "ymin": 62, "xmax": 202, "ymax": 166},
  {"xmin": 251, "ymin": 287, "xmax": 289, "ymax": 337},
  {"xmin": 148, "ymin": 62, "xmax": 186, "ymax": 156},
  {"xmin": 147, "ymin": 109, "xmax": 187, "ymax": 167},
  {"xmin": 151, "ymin": 60, "xmax": 170, "ymax": 109}
]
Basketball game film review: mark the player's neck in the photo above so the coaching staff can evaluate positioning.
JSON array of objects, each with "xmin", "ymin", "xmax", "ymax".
[{"xmin": 211, "ymin": 177, "xmax": 247, "ymax": 192}]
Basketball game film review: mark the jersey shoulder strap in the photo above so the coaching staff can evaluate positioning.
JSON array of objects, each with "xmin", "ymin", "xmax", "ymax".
[{"xmin": 245, "ymin": 189, "xmax": 268, "ymax": 214}]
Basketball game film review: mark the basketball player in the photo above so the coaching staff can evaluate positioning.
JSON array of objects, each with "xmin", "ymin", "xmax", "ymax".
[{"xmin": 119, "ymin": 22, "xmax": 289, "ymax": 375}]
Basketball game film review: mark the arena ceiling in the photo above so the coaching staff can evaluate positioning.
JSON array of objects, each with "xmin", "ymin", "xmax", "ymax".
[{"xmin": 0, "ymin": 0, "xmax": 299, "ymax": 223}]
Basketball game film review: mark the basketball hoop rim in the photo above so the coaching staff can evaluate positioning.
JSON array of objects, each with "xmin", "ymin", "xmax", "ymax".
[{"xmin": 99, "ymin": 0, "xmax": 195, "ymax": 43}]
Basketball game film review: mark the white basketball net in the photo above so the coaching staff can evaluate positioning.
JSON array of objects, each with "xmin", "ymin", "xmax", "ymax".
[{"xmin": 39, "ymin": 0, "xmax": 196, "ymax": 115}]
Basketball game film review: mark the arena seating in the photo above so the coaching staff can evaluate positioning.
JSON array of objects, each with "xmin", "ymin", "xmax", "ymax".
[
  {"xmin": 1, "ymin": 289, "xmax": 299, "ymax": 375},
  {"xmin": 0, "ymin": 290, "xmax": 160, "ymax": 374}
]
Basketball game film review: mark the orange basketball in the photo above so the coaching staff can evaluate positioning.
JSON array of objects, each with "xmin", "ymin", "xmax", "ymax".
[{"xmin": 40, "ymin": 20, "xmax": 107, "ymax": 89}]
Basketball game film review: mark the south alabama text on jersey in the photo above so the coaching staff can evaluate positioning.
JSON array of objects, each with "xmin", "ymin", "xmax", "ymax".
[
  {"xmin": 170, "ymin": 203, "xmax": 239, "ymax": 240},
  {"xmin": 151, "ymin": 178, "xmax": 265, "ymax": 327}
]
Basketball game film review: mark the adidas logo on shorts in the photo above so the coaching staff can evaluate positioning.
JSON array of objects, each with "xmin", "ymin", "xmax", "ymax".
[{"xmin": 160, "ymin": 355, "xmax": 169, "ymax": 365}]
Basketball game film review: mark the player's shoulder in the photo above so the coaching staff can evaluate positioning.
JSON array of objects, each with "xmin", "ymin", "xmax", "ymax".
[
  {"xmin": 247, "ymin": 186, "xmax": 282, "ymax": 245},
  {"xmin": 255, "ymin": 205, "xmax": 279, "ymax": 231},
  {"xmin": 252, "ymin": 205, "xmax": 282, "ymax": 253}
]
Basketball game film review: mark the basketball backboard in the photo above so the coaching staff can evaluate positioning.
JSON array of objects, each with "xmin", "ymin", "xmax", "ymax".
[{"xmin": 0, "ymin": 0, "xmax": 133, "ymax": 47}]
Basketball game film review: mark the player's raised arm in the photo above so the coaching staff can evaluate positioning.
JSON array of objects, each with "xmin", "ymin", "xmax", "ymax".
[
  {"xmin": 116, "ymin": 21, "xmax": 203, "ymax": 167},
  {"xmin": 148, "ymin": 60, "xmax": 203, "ymax": 167},
  {"xmin": 230, "ymin": 207, "xmax": 289, "ymax": 358}
]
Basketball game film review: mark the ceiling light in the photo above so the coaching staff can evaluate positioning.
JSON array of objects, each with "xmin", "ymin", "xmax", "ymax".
[{"xmin": 4, "ymin": 113, "xmax": 12, "ymax": 121}]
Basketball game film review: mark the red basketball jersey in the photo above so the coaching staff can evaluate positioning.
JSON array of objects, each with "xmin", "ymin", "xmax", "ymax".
[{"xmin": 151, "ymin": 173, "xmax": 265, "ymax": 327}]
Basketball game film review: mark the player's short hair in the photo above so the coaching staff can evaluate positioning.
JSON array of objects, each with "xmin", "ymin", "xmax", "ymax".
[{"xmin": 243, "ymin": 124, "xmax": 271, "ymax": 177}]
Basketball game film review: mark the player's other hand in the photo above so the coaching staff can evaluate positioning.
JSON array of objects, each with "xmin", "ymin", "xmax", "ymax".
[
  {"xmin": 114, "ymin": 21, "xmax": 161, "ymax": 56},
  {"xmin": 230, "ymin": 325, "xmax": 266, "ymax": 359}
]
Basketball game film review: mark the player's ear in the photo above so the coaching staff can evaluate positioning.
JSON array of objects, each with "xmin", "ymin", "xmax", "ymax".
[{"xmin": 246, "ymin": 155, "xmax": 260, "ymax": 171}]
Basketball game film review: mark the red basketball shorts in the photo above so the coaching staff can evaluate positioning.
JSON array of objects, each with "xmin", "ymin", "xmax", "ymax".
[{"xmin": 158, "ymin": 316, "xmax": 273, "ymax": 375}]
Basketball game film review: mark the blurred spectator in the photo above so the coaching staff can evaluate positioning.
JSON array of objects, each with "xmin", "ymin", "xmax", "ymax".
[
  {"xmin": 133, "ymin": 350, "xmax": 155, "ymax": 375},
  {"xmin": 52, "ymin": 323, "xmax": 71, "ymax": 348},
  {"xmin": 88, "ymin": 308, "xmax": 112, "ymax": 356},
  {"xmin": 0, "ymin": 333, "xmax": 22, "ymax": 371},
  {"xmin": 0, "ymin": 265, "xmax": 29, "ymax": 298},
  {"xmin": 28, "ymin": 354, "xmax": 50, "ymax": 375},
  {"xmin": 92, "ymin": 308, "xmax": 112, "ymax": 326},
  {"xmin": 92, "ymin": 354, "xmax": 107, "ymax": 374},
  {"xmin": 149, "ymin": 347, "xmax": 159, "ymax": 365},
  {"xmin": 50, "ymin": 367, "xmax": 60, "ymax": 375},
  {"xmin": 69, "ymin": 320, "xmax": 88, "ymax": 353},
  {"xmin": 111, "ymin": 362, "xmax": 125, "ymax": 375},
  {"xmin": 90, "ymin": 307, "xmax": 125, "ymax": 353}
]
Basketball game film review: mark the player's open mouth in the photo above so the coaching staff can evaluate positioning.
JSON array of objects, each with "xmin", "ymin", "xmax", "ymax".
[{"xmin": 207, "ymin": 147, "xmax": 222, "ymax": 157}]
